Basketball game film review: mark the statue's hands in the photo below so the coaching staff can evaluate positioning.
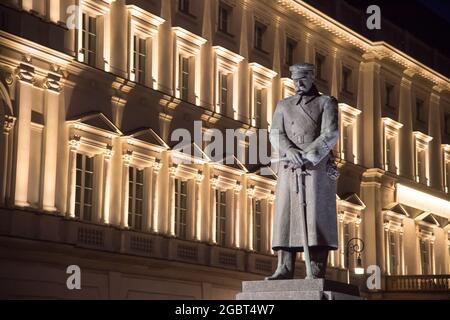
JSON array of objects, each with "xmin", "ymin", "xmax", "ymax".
[{"xmin": 285, "ymin": 148, "xmax": 304, "ymax": 166}]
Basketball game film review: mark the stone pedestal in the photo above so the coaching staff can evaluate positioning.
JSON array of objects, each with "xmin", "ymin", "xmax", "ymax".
[{"xmin": 236, "ymin": 279, "xmax": 363, "ymax": 300}]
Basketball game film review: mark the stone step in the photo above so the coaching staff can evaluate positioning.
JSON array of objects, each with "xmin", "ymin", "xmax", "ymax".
[
  {"xmin": 242, "ymin": 279, "xmax": 359, "ymax": 296},
  {"xmin": 236, "ymin": 290, "xmax": 363, "ymax": 300}
]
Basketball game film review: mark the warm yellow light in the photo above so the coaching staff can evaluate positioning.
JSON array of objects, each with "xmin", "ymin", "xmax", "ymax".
[
  {"xmin": 354, "ymin": 267, "xmax": 365, "ymax": 275},
  {"xmin": 397, "ymin": 184, "xmax": 450, "ymax": 218}
]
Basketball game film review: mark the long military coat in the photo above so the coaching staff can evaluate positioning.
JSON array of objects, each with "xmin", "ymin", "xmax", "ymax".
[{"xmin": 269, "ymin": 86, "xmax": 339, "ymax": 252}]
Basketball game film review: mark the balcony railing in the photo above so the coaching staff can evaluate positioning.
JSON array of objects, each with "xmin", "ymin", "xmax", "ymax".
[{"xmin": 386, "ymin": 275, "xmax": 450, "ymax": 292}]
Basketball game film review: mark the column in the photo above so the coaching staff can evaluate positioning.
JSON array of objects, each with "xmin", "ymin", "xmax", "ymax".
[
  {"xmin": 42, "ymin": 76, "xmax": 61, "ymax": 212},
  {"xmin": 338, "ymin": 213, "xmax": 345, "ymax": 267},
  {"xmin": 358, "ymin": 55, "xmax": 382, "ymax": 169},
  {"xmin": 0, "ymin": 116, "xmax": 15, "ymax": 206},
  {"xmin": 66, "ymin": 136, "xmax": 80, "ymax": 218},
  {"xmin": 120, "ymin": 151, "xmax": 132, "ymax": 228},
  {"xmin": 303, "ymin": 32, "xmax": 314, "ymax": 64},
  {"xmin": 398, "ymin": 71, "xmax": 414, "ymax": 179},
  {"xmin": 101, "ymin": 146, "xmax": 113, "ymax": 224},
  {"xmin": 14, "ymin": 70, "xmax": 34, "ymax": 207},
  {"xmin": 428, "ymin": 86, "xmax": 443, "ymax": 190},
  {"xmin": 158, "ymin": 0, "xmax": 173, "ymax": 95},
  {"xmin": 209, "ymin": 176, "xmax": 218, "ymax": 243},
  {"xmin": 247, "ymin": 188, "xmax": 255, "ymax": 251},
  {"xmin": 399, "ymin": 230, "xmax": 405, "ymax": 275},
  {"xmin": 168, "ymin": 166, "xmax": 177, "ymax": 236},
  {"xmin": 233, "ymin": 183, "xmax": 242, "ymax": 247},
  {"xmin": 330, "ymin": 48, "xmax": 340, "ymax": 99},
  {"xmin": 151, "ymin": 161, "xmax": 162, "ymax": 233},
  {"xmin": 109, "ymin": 0, "xmax": 128, "ymax": 77},
  {"xmin": 195, "ymin": 172, "xmax": 204, "ymax": 240},
  {"xmin": 384, "ymin": 223, "xmax": 390, "ymax": 274}
]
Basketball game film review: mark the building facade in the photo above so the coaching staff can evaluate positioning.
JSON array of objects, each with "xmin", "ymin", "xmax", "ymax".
[{"xmin": 0, "ymin": 0, "xmax": 449, "ymax": 299}]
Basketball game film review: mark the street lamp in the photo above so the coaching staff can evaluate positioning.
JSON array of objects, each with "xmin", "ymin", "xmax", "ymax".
[{"xmin": 345, "ymin": 237, "xmax": 365, "ymax": 284}]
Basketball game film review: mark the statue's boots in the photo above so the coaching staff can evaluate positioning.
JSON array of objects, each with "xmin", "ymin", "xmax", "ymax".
[
  {"xmin": 309, "ymin": 247, "xmax": 329, "ymax": 279},
  {"xmin": 265, "ymin": 250, "xmax": 295, "ymax": 280}
]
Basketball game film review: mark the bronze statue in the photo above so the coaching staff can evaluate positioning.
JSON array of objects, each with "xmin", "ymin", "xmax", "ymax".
[{"xmin": 266, "ymin": 63, "xmax": 339, "ymax": 280}]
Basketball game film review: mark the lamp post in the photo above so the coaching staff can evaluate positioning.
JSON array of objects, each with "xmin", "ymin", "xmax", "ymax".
[{"xmin": 345, "ymin": 237, "xmax": 365, "ymax": 284}]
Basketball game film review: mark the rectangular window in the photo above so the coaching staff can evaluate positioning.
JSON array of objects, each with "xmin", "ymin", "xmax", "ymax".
[
  {"xmin": 75, "ymin": 153, "xmax": 94, "ymax": 221},
  {"xmin": 420, "ymin": 239, "xmax": 430, "ymax": 275},
  {"xmin": 254, "ymin": 21, "xmax": 266, "ymax": 51},
  {"xmin": 180, "ymin": 56, "xmax": 190, "ymax": 101},
  {"xmin": 389, "ymin": 232, "xmax": 398, "ymax": 275},
  {"xmin": 174, "ymin": 179, "xmax": 188, "ymax": 239},
  {"xmin": 218, "ymin": 3, "xmax": 230, "ymax": 34},
  {"xmin": 415, "ymin": 99, "xmax": 426, "ymax": 123},
  {"xmin": 416, "ymin": 149, "xmax": 427, "ymax": 184},
  {"xmin": 385, "ymin": 84, "xmax": 394, "ymax": 109},
  {"xmin": 219, "ymin": 72, "xmax": 228, "ymax": 114},
  {"xmin": 342, "ymin": 66, "xmax": 352, "ymax": 93},
  {"xmin": 81, "ymin": 13, "xmax": 97, "ymax": 66},
  {"xmin": 343, "ymin": 222, "xmax": 350, "ymax": 268},
  {"xmin": 128, "ymin": 167, "xmax": 144, "ymax": 230},
  {"xmin": 386, "ymin": 136, "xmax": 396, "ymax": 173},
  {"xmin": 444, "ymin": 113, "xmax": 450, "ymax": 135},
  {"xmin": 254, "ymin": 88, "xmax": 262, "ymax": 127},
  {"xmin": 253, "ymin": 199, "xmax": 262, "ymax": 252},
  {"xmin": 215, "ymin": 190, "xmax": 227, "ymax": 246},
  {"xmin": 133, "ymin": 35, "xmax": 147, "ymax": 85},
  {"xmin": 179, "ymin": 0, "xmax": 190, "ymax": 14},
  {"xmin": 285, "ymin": 37, "xmax": 297, "ymax": 66},
  {"xmin": 315, "ymin": 53, "xmax": 326, "ymax": 81}
]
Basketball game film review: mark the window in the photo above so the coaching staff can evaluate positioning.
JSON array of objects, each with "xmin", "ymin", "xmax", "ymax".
[
  {"xmin": 178, "ymin": 0, "xmax": 190, "ymax": 14},
  {"xmin": 315, "ymin": 52, "xmax": 326, "ymax": 81},
  {"xmin": 285, "ymin": 37, "xmax": 297, "ymax": 66},
  {"xmin": 128, "ymin": 167, "xmax": 144, "ymax": 230},
  {"xmin": 75, "ymin": 153, "xmax": 94, "ymax": 221},
  {"xmin": 342, "ymin": 125, "xmax": 350, "ymax": 160},
  {"xmin": 254, "ymin": 88, "xmax": 262, "ymax": 127},
  {"xmin": 420, "ymin": 239, "xmax": 431, "ymax": 275},
  {"xmin": 174, "ymin": 179, "xmax": 188, "ymax": 239},
  {"xmin": 219, "ymin": 72, "xmax": 229, "ymax": 114},
  {"xmin": 342, "ymin": 66, "xmax": 352, "ymax": 93},
  {"xmin": 385, "ymin": 84, "xmax": 394, "ymax": 109},
  {"xmin": 215, "ymin": 190, "xmax": 227, "ymax": 246},
  {"xmin": 389, "ymin": 232, "xmax": 398, "ymax": 275},
  {"xmin": 253, "ymin": 199, "xmax": 262, "ymax": 252},
  {"xmin": 343, "ymin": 222, "xmax": 350, "ymax": 268},
  {"xmin": 81, "ymin": 13, "xmax": 97, "ymax": 66},
  {"xmin": 254, "ymin": 21, "xmax": 266, "ymax": 51},
  {"xmin": 445, "ymin": 113, "xmax": 450, "ymax": 135},
  {"xmin": 386, "ymin": 136, "xmax": 396, "ymax": 173},
  {"xmin": 180, "ymin": 56, "xmax": 190, "ymax": 101},
  {"xmin": 416, "ymin": 99, "xmax": 426, "ymax": 123},
  {"xmin": 417, "ymin": 149, "xmax": 426, "ymax": 184},
  {"xmin": 218, "ymin": 3, "xmax": 231, "ymax": 34},
  {"xmin": 133, "ymin": 35, "xmax": 147, "ymax": 85}
]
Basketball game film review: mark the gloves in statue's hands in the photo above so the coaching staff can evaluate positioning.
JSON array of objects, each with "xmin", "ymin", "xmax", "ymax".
[{"xmin": 285, "ymin": 148, "xmax": 305, "ymax": 166}]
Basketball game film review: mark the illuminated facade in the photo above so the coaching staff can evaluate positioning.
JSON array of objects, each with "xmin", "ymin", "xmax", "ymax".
[{"xmin": 0, "ymin": 0, "xmax": 449, "ymax": 299}]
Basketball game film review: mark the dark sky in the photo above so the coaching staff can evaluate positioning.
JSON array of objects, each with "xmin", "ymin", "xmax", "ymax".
[{"xmin": 418, "ymin": 0, "xmax": 450, "ymax": 23}]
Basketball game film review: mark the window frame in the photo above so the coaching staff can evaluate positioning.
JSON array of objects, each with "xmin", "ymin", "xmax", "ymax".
[
  {"xmin": 75, "ymin": 153, "xmax": 95, "ymax": 221},
  {"xmin": 128, "ymin": 166, "xmax": 144, "ymax": 230},
  {"xmin": 174, "ymin": 178, "xmax": 188, "ymax": 239},
  {"xmin": 215, "ymin": 189, "xmax": 227, "ymax": 246}
]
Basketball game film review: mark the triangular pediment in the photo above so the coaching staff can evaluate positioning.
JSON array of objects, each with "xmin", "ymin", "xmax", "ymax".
[
  {"xmin": 415, "ymin": 211, "xmax": 448, "ymax": 227},
  {"xmin": 341, "ymin": 193, "xmax": 366, "ymax": 209},
  {"xmin": 172, "ymin": 142, "xmax": 211, "ymax": 162},
  {"xmin": 70, "ymin": 112, "xmax": 122, "ymax": 135},
  {"xmin": 384, "ymin": 203, "xmax": 410, "ymax": 217},
  {"xmin": 214, "ymin": 154, "xmax": 249, "ymax": 173},
  {"xmin": 127, "ymin": 128, "xmax": 169, "ymax": 149}
]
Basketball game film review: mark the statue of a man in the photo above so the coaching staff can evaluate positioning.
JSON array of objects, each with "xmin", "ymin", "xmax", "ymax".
[{"xmin": 266, "ymin": 63, "xmax": 339, "ymax": 280}]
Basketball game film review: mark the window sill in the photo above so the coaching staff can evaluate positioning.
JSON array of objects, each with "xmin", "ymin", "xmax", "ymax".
[{"xmin": 217, "ymin": 29, "xmax": 235, "ymax": 39}]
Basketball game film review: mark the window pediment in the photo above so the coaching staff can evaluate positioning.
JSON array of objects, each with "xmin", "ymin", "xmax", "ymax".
[
  {"xmin": 68, "ymin": 112, "xmax": 122, "ymax": 137},
  {"xmin": 173, "ymin": 27, "xmax": 207, "ymax": 56}
]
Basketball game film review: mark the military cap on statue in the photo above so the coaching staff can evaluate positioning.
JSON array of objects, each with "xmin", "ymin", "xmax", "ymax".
[{"xmin": 289, "ymin": 63, "xmax": 315, "ymax": 79}]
